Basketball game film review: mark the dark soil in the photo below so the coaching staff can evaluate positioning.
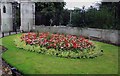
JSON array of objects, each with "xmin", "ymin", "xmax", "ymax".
[
  {"xmin": 0, "ymin": 45, "xmax": 22, "ymax": 76},
  {"xmin": 0, "ymin": 45, "xmax": 7, "ymax": 53}
]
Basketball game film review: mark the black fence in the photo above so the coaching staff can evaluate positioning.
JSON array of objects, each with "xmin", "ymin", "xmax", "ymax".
[{"xmin": 35, "ymin": 2, "xmax": 120, "ymax": 30}]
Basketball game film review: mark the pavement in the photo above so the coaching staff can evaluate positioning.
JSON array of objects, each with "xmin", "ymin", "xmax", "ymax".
[
  {"xmin": 0, "ymin": 32, "xmax": 21, "ymax": 38},
  {"xmin": 0, "ymin": 31, "xmax": 20, "ymax": 75}
]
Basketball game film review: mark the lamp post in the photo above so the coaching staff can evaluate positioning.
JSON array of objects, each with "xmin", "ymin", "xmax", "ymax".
[
  {"xmin": 114, "ymin": 5, "xmax": 117, "ymax": 28},
  {"xmin": 67, "ymin": 10, "xmax": 73, "ymax": 26},
  {"xmin": 82, "ymin": 6, "xmax": 85, "ymax": 27},
  {"xmin": 70, "ymin": 10, "xmax": 72, "ymax": 24},
  {"xmin": 12, "ymin": 2, "xmax": 18, "ymax": 32}
]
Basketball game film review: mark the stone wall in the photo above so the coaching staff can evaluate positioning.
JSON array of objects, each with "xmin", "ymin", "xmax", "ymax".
[{"xmin": 34, "ymin": 26, "xmax": 120, "ymax": 45}]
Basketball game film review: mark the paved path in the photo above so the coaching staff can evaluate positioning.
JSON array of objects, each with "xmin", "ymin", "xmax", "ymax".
[
  {"xmin": 0, "ymin": 31, "xmax": 20, "ymax": 75},
  {"xmin": 0, "ymin": 32, "xmax": 20, "ymax": 38}
]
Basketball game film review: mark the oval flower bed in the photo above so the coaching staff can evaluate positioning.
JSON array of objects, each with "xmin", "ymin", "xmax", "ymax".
[{"xmin": 14, "ymin": 32, "xmax": 103, "ymax": 59}]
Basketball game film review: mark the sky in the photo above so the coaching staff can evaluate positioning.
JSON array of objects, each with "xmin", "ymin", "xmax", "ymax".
[
  {"xmin": 14, "ymin": 0, "xmax": 102, "ymax": 10},
  {"xmin": 64, "ymin": 0, "xmax": 102, "ymax": 10}
]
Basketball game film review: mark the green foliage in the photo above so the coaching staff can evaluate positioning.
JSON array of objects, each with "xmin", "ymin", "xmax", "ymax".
[
  {"xmin": 85, "ymin": 7, "xmax": 115, "ymax": 29},
  {"xmin": 71, "ymin": 8, "xmax": 84, "ymax": 27},
  {"xmin": 34, "ymin": 46, "xmax": 41, "ymax": 52},
  {"xmin": 68, "ymin": 2, "xmax": 120, "ymax": 30},
  {"xmin": 61, "ymin": 9, "xmax": 70, "ymax": 25},
  {"xmin": 35, "ymin": 2, "xmax": 66, "ymax": 26},
  {"xmin": 14, "ymin": 38, "xmax": 103, "ymax": 59}
]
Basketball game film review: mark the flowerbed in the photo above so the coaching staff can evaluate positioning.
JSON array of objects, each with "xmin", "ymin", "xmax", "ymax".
[{"xmin": 14, "ymin": 32, "xmax": 103, "ymax": 59}]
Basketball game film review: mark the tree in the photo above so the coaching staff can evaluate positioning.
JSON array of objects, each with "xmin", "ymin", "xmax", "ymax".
[
  {"xmin": 60, "ymin": 9, "xmax": 70, "ymax": 26},
  {"xmin": 99, "ymin": 1, "xmax": 120, "ymax": 29},
  {"xmin": 35, "ymin": 2, "xmax": 66, "ymax": 26},
  {"xmin": 70, "ymin": 8, "xmax": 84, "ymax": 27}
]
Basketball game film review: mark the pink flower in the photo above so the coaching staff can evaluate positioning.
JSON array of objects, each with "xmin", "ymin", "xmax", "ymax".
[{"xmin": 21, "ymin": 32, "xmax": 94, "ymax": 50}]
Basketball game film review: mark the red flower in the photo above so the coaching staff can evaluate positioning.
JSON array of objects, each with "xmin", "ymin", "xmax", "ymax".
[
  {"xmin": 26, "ymin": 39, "xmax": 32, "ymax": 44},
  {"xmin": 72, "ymin": 42, "xmax": 77, "ymax": 48},
  {"xmin": 21, "ymin": 32, "xmax": 94, "ymax": 50}
]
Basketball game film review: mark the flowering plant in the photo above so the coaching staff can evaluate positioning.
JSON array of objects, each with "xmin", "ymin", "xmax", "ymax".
[
  {"xmin": 14, "ymin": 32, "xmax": 103, "ymax": 59},
  {"xmin": 21, "ymin": 32, "xmax": 94, "ymax": 51}
]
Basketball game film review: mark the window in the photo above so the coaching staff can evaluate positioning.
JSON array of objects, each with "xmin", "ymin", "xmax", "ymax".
[{"xmin": 3, "ymin": 6, "xmax": 6, "ymax": 13}]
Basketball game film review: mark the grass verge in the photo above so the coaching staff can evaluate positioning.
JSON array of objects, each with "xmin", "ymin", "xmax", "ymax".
[{"xmin": 0, "ymin": 34, "xmax": 119, "ymax": 74}]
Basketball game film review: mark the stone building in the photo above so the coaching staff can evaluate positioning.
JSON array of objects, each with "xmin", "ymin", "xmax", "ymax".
[{"xmin": 0, "ymin": 0, "xmax": 63, "ymax": 32}]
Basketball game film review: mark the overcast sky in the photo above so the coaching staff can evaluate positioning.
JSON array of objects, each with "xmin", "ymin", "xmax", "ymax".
[
  {"xmin": 13, "ymin": 0, "xmax": 120, "ymax": 10},
  {"xmin": 64, "ymin": 0, "xmax": 102, "ymax": 10}
]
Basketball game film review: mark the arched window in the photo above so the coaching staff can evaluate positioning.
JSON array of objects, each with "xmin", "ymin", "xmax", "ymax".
[{"xmin": 3, "ymin": 6, "xmax": 6, "ymax": 13}]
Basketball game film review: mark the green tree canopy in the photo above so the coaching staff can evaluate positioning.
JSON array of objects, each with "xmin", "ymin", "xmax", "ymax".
[{"xmin": 35, "ymin": 2, "xmax": 66, "ymax": 26}]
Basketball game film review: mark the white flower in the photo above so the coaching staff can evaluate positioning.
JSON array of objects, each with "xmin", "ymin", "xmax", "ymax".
[{"xmin": 61, "ymin": 47, "xmax": 64, "ymax": 49}]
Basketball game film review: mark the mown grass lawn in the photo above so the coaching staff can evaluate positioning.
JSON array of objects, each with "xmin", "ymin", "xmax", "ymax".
[{"xmin": 0, "ymin": 34, "xmax": 119, "ymax": 74}]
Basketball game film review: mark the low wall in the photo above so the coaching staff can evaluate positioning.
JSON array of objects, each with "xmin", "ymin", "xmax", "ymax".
[{"xmin": 34, "ymin": 26, "xmax": 120, "ymax": 45}]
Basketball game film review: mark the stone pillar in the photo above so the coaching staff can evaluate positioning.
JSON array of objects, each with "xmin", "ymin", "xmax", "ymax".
[
  {"xmin": 0, "ymin": 3, "xmax": 1, "ymax": 30},
  {"xmin": 20, "ymin": 2, "xmax": 35, "ymax": 32},
  {"xmin": 70, "ymin": 11, "xmax": 72, "ymax": 24},
  {"xmin": 0, "ymin": 2, "xmax": 13, "ymax": 32}
]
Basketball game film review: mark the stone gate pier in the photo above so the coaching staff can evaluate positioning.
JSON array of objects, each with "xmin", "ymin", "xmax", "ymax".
[
  {"xmin": 0, "ymin": 0, "xmax": 62, "ymax": 32},
  {"xmin": 0, "ymin": 0, "xmax": 35, "ymax": 32},
  {"xmin": 20, "ymin": 1, "xmax": 35, "ymax": 32},
  {"xmin": 0, "ymin": 1, "xmax": 13, "ymax": 32}
]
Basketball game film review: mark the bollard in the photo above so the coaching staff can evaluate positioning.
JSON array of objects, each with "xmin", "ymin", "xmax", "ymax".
[
  {"xmin": 2, "ymin": 32, "xmax": 4, "ymax": 37},
  {"xmin": 9, "ymin": 31, "xmax": 11, "ymax": 35},
  {"xmin": 16, "ymin": 31, "xmax": 17, "ymax": 34},
  {"xmin": 101, "ymin": 50, "xmax": 104, "ymax": 53},
  {"xmin": 11, "ymin": 68, "xmax": 17, "ymax": 76}
]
